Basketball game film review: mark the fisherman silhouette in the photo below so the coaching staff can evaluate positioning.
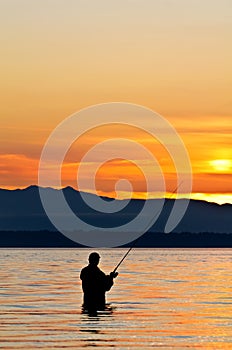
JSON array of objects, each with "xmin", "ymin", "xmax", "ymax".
[{"xmin": 80, "ymin": 252, "xmax": 118, "ymax": 312}]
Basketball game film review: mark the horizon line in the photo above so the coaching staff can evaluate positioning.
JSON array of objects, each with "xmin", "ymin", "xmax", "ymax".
[{"xmin": 0, "ymin": 184, "xmax": 231, "ymax": 206}]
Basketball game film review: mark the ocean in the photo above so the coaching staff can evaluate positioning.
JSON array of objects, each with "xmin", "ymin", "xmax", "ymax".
[{"xmin": 0, "ymin": 248, "xmax": 231, "ymax": 349}]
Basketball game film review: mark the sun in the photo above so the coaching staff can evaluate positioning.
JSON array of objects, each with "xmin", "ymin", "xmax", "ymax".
[{"xmin": 210, "ymin": 159, "xmax": 232, "ymax": 172}]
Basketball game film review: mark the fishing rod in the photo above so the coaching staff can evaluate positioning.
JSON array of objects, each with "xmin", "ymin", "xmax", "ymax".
[
  {"xmin": 113, "ymin": 236, "xmax": 141, "ymax": 274},
  {"xmin": 113, "ymin": 182, "xmax": 183, "ymax": 273}
]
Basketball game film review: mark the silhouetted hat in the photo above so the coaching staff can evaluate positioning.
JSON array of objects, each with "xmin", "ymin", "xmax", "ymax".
[{"xmin": 89, "ymin": 252, "xmax": 100, "ymax": 263}]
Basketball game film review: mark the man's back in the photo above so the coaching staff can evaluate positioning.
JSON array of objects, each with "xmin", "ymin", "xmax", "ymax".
[
  {"xmin": 80, "ymin": 252, "xmax": 117, "ymax": 311},
  {"xmin": 80, "ymin": 264, "xmax": 113, "ymax": 310}
]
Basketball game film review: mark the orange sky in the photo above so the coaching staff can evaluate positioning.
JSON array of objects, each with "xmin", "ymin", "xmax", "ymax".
[{"xmin": 0, "ymin": 0, "xmax": 231, "ymax": 204}]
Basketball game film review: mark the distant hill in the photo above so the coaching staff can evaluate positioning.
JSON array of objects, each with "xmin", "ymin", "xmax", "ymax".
[
  {"xmin": 0, "ymin": 186, "xmax": 231, "ymax": 232},
  {"xmin": 0, "ymin": 186, "xmax": 231, "ymax": 247}
]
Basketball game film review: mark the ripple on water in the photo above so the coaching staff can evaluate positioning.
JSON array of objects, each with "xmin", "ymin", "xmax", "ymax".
[{"xmin": 0, "ymin": 248, "xmax": 232, "ymax": 349}]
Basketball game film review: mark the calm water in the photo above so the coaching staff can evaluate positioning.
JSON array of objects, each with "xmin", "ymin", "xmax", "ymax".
[{"xmin": 0, "ymin": 248, "xmax": 232, "ymax": 349}]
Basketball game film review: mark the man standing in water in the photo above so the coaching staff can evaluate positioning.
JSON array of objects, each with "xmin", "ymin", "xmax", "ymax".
[{"xmin": 80, "ymin": 252, "xmax": 118, "ymax": 312}]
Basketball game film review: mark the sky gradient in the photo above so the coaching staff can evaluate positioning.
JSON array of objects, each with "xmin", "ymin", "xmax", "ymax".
[{"xmin": 0, "ymin": 0, "xmax": 231, "ymax": 204}]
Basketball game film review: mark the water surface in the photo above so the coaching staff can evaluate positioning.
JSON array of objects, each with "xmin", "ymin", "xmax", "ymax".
[{"xmin": 0, "ymin": 248, "xmax": 232, "ymax": 349}]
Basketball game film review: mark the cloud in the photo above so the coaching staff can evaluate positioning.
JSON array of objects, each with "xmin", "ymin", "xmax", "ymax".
[{"xmin": 0, "ymin": 154, "xmax": 38, "ymax": 187}]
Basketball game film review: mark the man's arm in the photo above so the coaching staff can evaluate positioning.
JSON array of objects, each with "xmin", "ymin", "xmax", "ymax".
[{"xmin": 104, "ymin": 272, "xmax": 118, "ymax": 291}]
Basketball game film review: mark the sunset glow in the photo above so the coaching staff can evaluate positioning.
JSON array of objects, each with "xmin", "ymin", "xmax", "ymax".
[
  {"xmin": 210, "ymin": 159, "xmax": 232, "ymax": 173},
  {"xmin": 0, "ymin": 0, "xmax": 231, "ymax": 205}
]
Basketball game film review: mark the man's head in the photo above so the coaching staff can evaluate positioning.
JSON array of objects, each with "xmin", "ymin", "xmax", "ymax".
[{"xmin": 88, "ymin": 252, "xmax": 100, "ymax": 266}]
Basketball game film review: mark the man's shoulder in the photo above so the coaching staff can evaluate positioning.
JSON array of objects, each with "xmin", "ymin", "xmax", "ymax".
[
  {"xmin": 81, "ymin": 265, "xmax": 98, "ymax": 274},
  {"xmin": 80, "ymin": 265, "xmax": 89, "ymax": 277},
  {"xmin": 80, "ymin": 265, "xmax": 90, "ymax": 274},
  {"xmin": 97, "ymin": 267, "xmax": 106, "ymax": 278},
  {"xmin": 81, "ymin": 265, "xmax": 88, "ymax": 272},
  {"xmin": 81, "ymin": 265, "xmax": 105, "ymax": 276}
]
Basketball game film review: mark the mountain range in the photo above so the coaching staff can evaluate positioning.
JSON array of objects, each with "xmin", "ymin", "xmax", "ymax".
[
  {"xmin": 0, "ymin": 186, "xmax": 231, "ymax": 247},
  {"xmin": 0, "ymin": 185, "xmax": 231, "ymax": 232}
]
